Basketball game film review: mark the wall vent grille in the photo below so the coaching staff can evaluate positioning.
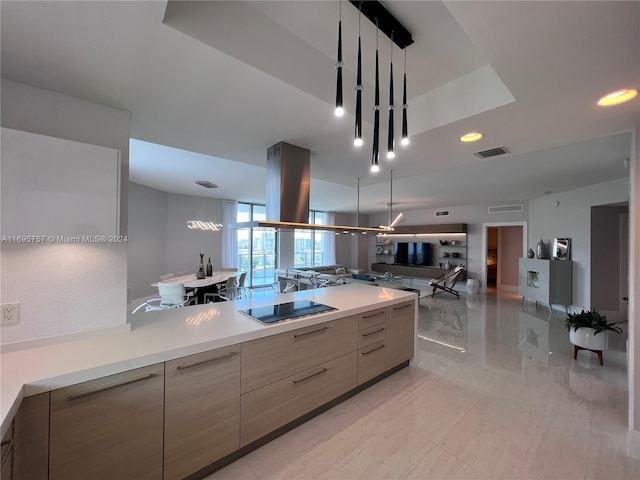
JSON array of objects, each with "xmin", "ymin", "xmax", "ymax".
[
  {"xmin": 435, "ymin": 210, "xmax": 450, "ymax": 217},
  {"xmin": 488, "ymin": 204, "xmax": 523, "ymax": 214},
  {"xmin": 475, "ymin": 146, "xmax": 509, "ymax": 159}
]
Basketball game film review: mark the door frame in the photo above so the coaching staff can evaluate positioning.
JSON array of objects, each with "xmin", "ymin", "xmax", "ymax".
[{"xmin": 481, "ymin": 221, "xmax": 528, "ymax": 295}]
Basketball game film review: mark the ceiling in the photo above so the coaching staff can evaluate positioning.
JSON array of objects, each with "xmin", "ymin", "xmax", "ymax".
[{"xmin": 1, "ymin": 1, "xmax": 638, "ymax": 214}]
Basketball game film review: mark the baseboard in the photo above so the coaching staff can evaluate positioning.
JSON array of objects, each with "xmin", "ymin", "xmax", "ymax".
[
  {"xmin": 0, "ymin": 323, "xmax": 131, "ymax": 353},
  {"xmin": 497, "ymin": 285, "xmax": 518, "ymax": 293},
  {"xmin": 630, "ymin": 429, "xmax": 640, "ymax": 460}
]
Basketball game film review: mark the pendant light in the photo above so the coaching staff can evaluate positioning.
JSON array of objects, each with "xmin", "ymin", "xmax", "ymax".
[
  {"xmin": 387, "ymin": 32, "xmax": 395, "ymax": 159},
  {"xmin": 354, "ymin": 3, "xmax": 363, "ymax": 146},
  {"xmin": 335, "ymin": 1, "xmax": 344, "ymax": 117},
  {"xmin": 379, "ymin": 170, "xmax": 404, "ymax": 230},
  {"xmin": 401, "ymin": 49, "xmax": 409, "ymax": 145},
  {"xmin": 371, "ymin": 20, "xmax": 380, "ymax": 173}
]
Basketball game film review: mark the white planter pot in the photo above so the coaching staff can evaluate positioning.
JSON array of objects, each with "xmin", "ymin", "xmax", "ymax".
[{"xmin": 569, "ymin": 326, "xmax": 609, "ymax": 351}]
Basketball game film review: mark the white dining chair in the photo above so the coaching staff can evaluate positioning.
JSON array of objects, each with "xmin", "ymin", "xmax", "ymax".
[
  {"xmin": 221, "ymin": 267, "xmax": 238, "ymax": 272},
  {"xmin": 132, "ymin": 283, "xmax": 195, "ymax": 313},
  {"xmin": 160, "ymin": 273, "xmax": 175, "ymax": 281},
  {"xmin": 178, "ymin": 270, "xmax": 189, "ymax": 277},
  {"xmin": 236, "ymin": 272, "xmax": 247, "ymax": 288},
  {"xmin": 217, "ymin": 286, "xmax": 250, "ymax": 301},
  {"xmin": 203, "ymin": 276, "xmax": 237, "ymax": 303}
]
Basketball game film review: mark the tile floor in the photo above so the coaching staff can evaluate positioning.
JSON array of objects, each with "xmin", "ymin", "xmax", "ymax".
[{"xmin": 206, "ymin": 290, "xmax": 639, "ymax": 479}]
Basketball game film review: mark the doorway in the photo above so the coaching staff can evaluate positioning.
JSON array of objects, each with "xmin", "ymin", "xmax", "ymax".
[{"xmin": 481, "ymin": 222, "xmax": 527, "ymax": 295}]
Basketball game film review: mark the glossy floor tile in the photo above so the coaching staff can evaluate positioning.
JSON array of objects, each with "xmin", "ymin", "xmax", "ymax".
[{"xmin": 206, "ymin": 291, "xmax": 639, "ymax": 479}]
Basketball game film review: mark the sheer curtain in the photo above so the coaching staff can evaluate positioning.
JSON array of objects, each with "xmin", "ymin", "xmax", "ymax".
[
  {"xmin": 221, "ymin": 200, "xmax": 238, "ymax": 268},
  {"xmin": 322, "ymin": 212, "xmax": 336, "ymax": 265}
]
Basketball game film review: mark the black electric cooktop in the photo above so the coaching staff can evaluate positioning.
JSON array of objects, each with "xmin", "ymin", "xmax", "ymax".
[{"xmin": 239, "ymin": 300, "xmax": 336, "ymax": 325}]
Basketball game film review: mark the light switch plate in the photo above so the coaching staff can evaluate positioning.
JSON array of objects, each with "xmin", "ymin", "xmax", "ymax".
[{"xmin": 1, "ymin": 302, "xmax": 20, "ymax": 325}]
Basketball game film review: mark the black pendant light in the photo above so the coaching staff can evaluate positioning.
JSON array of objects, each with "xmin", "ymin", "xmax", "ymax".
[
  {"xmin": 335, "ymin": 1, "xmax": 344, "ymax": 117},
  {"xmin": 371, "ymin": 20, "xmax": 380, "ymax": 173},
  {"xmin": 401, "ymin": 49, "xmax": 409, "ymax": 145},
  {"xmin": 387, "ymin": 32, "xmax": 395, "ymax": 159},
  {"xmin": 354, "ymin": 3, "xmax": 363, "ymax": 146}
]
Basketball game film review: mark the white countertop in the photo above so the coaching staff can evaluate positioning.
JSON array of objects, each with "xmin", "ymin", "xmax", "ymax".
[{"xmin": 0, "ymin": 284, "xmax": 416, "ymax": 437}]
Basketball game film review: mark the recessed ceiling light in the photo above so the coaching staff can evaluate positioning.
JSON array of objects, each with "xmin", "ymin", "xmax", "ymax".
[
  {"xmin": 597, "ymin": 89, "xmax": 638, "ymax": 106},
  {"xmin": 459, "ymin": 132, "xmax": 483, "ymax": 142}
]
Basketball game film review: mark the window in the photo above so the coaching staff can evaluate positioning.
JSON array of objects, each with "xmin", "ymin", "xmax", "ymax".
[
  {"xmin": 237, "ymin": 203, "xmax": 277, "ymax": 287},
  {"xmin": 294, "ymin": 211, "xmax": 330, "ymax": 267}
]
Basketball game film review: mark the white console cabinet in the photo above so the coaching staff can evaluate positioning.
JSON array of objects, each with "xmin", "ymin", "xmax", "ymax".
[{"xmin": 518, "ymin": 258, "xmax": 572, "ymax": 311}]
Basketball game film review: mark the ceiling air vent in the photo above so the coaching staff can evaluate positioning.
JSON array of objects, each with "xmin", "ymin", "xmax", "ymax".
[
  {"xmin": 474, "ymin": 146, "xmax": 509, "ymax": 159},
  {"xmin": 435, "ymin": 210, "xmax": 450, "ymax": 217},
  {"xmin": 195, "ymin": 181, "xmax": 218, "ymax": 189},
  {"xmin": 488, "ymin": 204, "xmax": 523, "ymax": 214}
]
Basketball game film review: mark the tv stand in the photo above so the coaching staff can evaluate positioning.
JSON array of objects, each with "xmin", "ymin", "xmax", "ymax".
[{"xmin": 370, "ymin": 263, "xmax": 466, "ymax": 281}]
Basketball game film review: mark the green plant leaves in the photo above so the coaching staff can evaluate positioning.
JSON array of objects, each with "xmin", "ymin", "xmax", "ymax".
[{"xmin": 565, "ymin": 309, "xmax": 623, "ymax": 336}]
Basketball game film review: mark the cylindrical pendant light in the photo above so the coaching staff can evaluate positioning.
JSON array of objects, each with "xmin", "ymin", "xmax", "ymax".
[
  {"xmin": 335, "ymin": 1, "xmax": 344, "ymax": 117},
  {"xmin": 371, "ymin": 20, "xmax": 380, "ymax": 173},
  {"xmin": 401, "ymin": 48, "xmax": 409, "ymax": 145},
  {"xmin": 387, "ymin": 32, "xmax": 395, "ymax": 159},
  {"xmin": 354, "ymin": 3, "xmax": 363, "ymax": 146}
]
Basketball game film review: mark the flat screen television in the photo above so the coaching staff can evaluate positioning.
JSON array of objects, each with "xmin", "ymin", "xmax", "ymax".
[{"xmin": 395, "ymin": 242, "xmax": 431, "ymax": 266}]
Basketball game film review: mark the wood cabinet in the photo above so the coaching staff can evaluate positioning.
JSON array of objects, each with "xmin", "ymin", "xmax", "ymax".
[
  {"xmin": 241, "ymin": 315, "xmax": 358, "ymax": 394},
  {"xmin": 385, "ymin": 300, "xmax": 416, "ymax": 369},
  {"xmin": 518, "ymin": 258, "xmax": 572, "ymax": 310},
  {"xmin": 241, "ymin": 351, "xmax": 357, "ymax": 446},
  {"xmin": 14, "ymin": 393, "xmax": 49, "ymax": 480},
  {"xmin": 49, "ymin": 364, "xmax": 164, "ymax": 480},
  {"xmin": 357, "ymin": 309, "xmax": 387, "ymax": 385},
  {"xmin": 1, "ymin": 420, "xmax": 13, "ymax": 480},
  {"xmin": 164, "ymin": 345, "xmax": 241, "ymax": 480}
]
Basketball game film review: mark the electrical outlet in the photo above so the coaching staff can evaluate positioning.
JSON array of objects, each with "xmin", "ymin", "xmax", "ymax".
[{"xmin": 1, "ymin": 302, "xmax": 20, "ymax": 325}]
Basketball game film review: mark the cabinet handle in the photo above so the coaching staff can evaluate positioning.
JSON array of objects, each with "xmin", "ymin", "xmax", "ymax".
[
  {"xmin": 362, "ymin": 311, "xmax": 384, "ymax": 319},
  {"xmin": 1, "ymin": 438, "xmax": 14, "ymax": 469},
  {"xmin": 294, "ymin": 326, "xmax": 328, "ymax": 338},
  {"xmin": 67, "ymin": 373, "xmax": 156, "ymax": 401},
  {"xmin": 176, "ymin": 351, "xmax": 237, "ymax": 371},
  {"xmin": 393, "ymin": 304, "xmax": 411, "ymax": 311},
  {"xmin": 293, "ymin": 368, "xmax": 328, "ymax": 384},
  {"xmin": 362, "ymin": 344, "xmax": 384, "ymax": 356},
  {"xmin": 361, "ymin": 327, "xmax": 384, "ymax": 337}
]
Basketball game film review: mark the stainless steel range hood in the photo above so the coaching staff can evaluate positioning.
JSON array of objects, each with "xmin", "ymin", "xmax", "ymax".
[{"xmin": 232, "ymin": 142, "xmax": 390, "ymax": 234}]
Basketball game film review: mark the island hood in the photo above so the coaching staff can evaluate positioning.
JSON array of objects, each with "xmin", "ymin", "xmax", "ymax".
[{"xmin": 232, "ymin": 142, "xmax": 390, "ymax": 234}]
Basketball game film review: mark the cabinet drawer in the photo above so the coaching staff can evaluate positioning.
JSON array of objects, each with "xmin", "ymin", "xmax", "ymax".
[
  {"xmin": 385, "ymin": 301, "xmax": 416, "ymax": 369},
  {"xmin": 358, "ymin": 308, "xmax": 385, "ymax": 329},
  {"xmin": 241, "ymin": 315, "xmax": 358, "ymax": 393},
  {"xmin": 50, "ymin": 364, "xmax": 164, "ymax": 480},
  {"xmin": 358, "ymin": 324, "xmax": 386, "ymax": 349},
  {"xmin": 240, "ymin": 351, "xmax": 357, "ymax": 446},
  {"xmin": 358, "ymin": 341, "xmax": 386, "ymax": 385},
  {"xmin": 164, "ymin": 345, "xmax": 241, "ymax": 480}
]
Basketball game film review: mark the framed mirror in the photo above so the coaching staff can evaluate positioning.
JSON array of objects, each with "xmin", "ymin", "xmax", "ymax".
[{"xmin": 553, "ymin": 238, "xmax": 571, "ymax": 260}]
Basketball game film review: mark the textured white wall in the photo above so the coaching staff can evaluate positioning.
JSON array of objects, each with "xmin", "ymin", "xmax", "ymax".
[
  {"xmin": 0, "ymin": 80, "xmax": 130, "ymax": 344},
  {"xmin": 528, "ymin": 178, "xmax": 629, "ymax": 311},
  {"xmin": 127, "ymin": 183, "xmax": 168, "ymax": 301}
]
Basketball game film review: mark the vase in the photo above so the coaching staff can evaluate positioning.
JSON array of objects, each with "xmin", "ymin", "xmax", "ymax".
[
  {"xmin": 206, "ymin": 258, "xmax": 213, "ymax": 276},
  {"xmin": 527, "ymin": 248, "xmax": 535, "ymax": 258},
  {"xmin": 536, "ymin": 239, "xmax": 546, "ymax": 259},
  {"xmin": 196, "ymin": 252, "xmax": 206, "ymax": 279},
  {"xmin": 569, "ymin": 327, "xmax": 609, "ymax": 351}
]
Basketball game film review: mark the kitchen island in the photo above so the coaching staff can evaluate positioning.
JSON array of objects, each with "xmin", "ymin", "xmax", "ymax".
[{"xmin": 1, "ymin": 284, "xmax": 417, "ymax": 479}]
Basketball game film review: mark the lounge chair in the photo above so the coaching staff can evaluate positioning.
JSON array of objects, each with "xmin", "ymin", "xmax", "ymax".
[{"xmin": 428, "ymin": 265, "xmax": 465, "ymax": 299}]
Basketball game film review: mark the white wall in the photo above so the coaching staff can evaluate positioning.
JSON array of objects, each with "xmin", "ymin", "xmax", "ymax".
[
  {"xmin": 369, "ymin": 203, "xmax": 529, "ymax": 283},
  {"xmin": 528, "ymin": 178, "xmax": 629, "ymax": 311},
  {"xmin": 128, "ymin": 182, "xmax": 168, "ymax": 301},
  {"xmin": 0, "ymin": 79, "xmax": 130, "ymax": 343},
  {"xmin": 628, "ymin": 127, "xmax": 639, "ymax": 460}
]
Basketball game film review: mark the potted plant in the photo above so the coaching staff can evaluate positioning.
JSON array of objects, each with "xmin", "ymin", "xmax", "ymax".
[{"xmin": 565, "ymin": 309, "xmax": 622, "ymax": 351}]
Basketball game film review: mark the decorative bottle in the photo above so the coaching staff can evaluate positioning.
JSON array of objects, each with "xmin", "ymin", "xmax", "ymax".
[
  {"xmin": 196, "ymin": 252, "xmax": 206, "ymax": 279},
  {"xmin": 206, "ymin": 257, "xmax": 213, "ymax": 277},
  {"xmin": 527, "ymin": 248, "xmax": 535, "ymax": 258},
  {"xmin": 536, "ymin": 239, "xmax": 546, "ymax": 259}
]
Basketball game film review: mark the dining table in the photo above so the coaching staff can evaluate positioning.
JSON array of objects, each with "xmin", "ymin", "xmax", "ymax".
[{"xmin": 151, "ymin": 271, "xmax": 239, "ymax": 303}]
